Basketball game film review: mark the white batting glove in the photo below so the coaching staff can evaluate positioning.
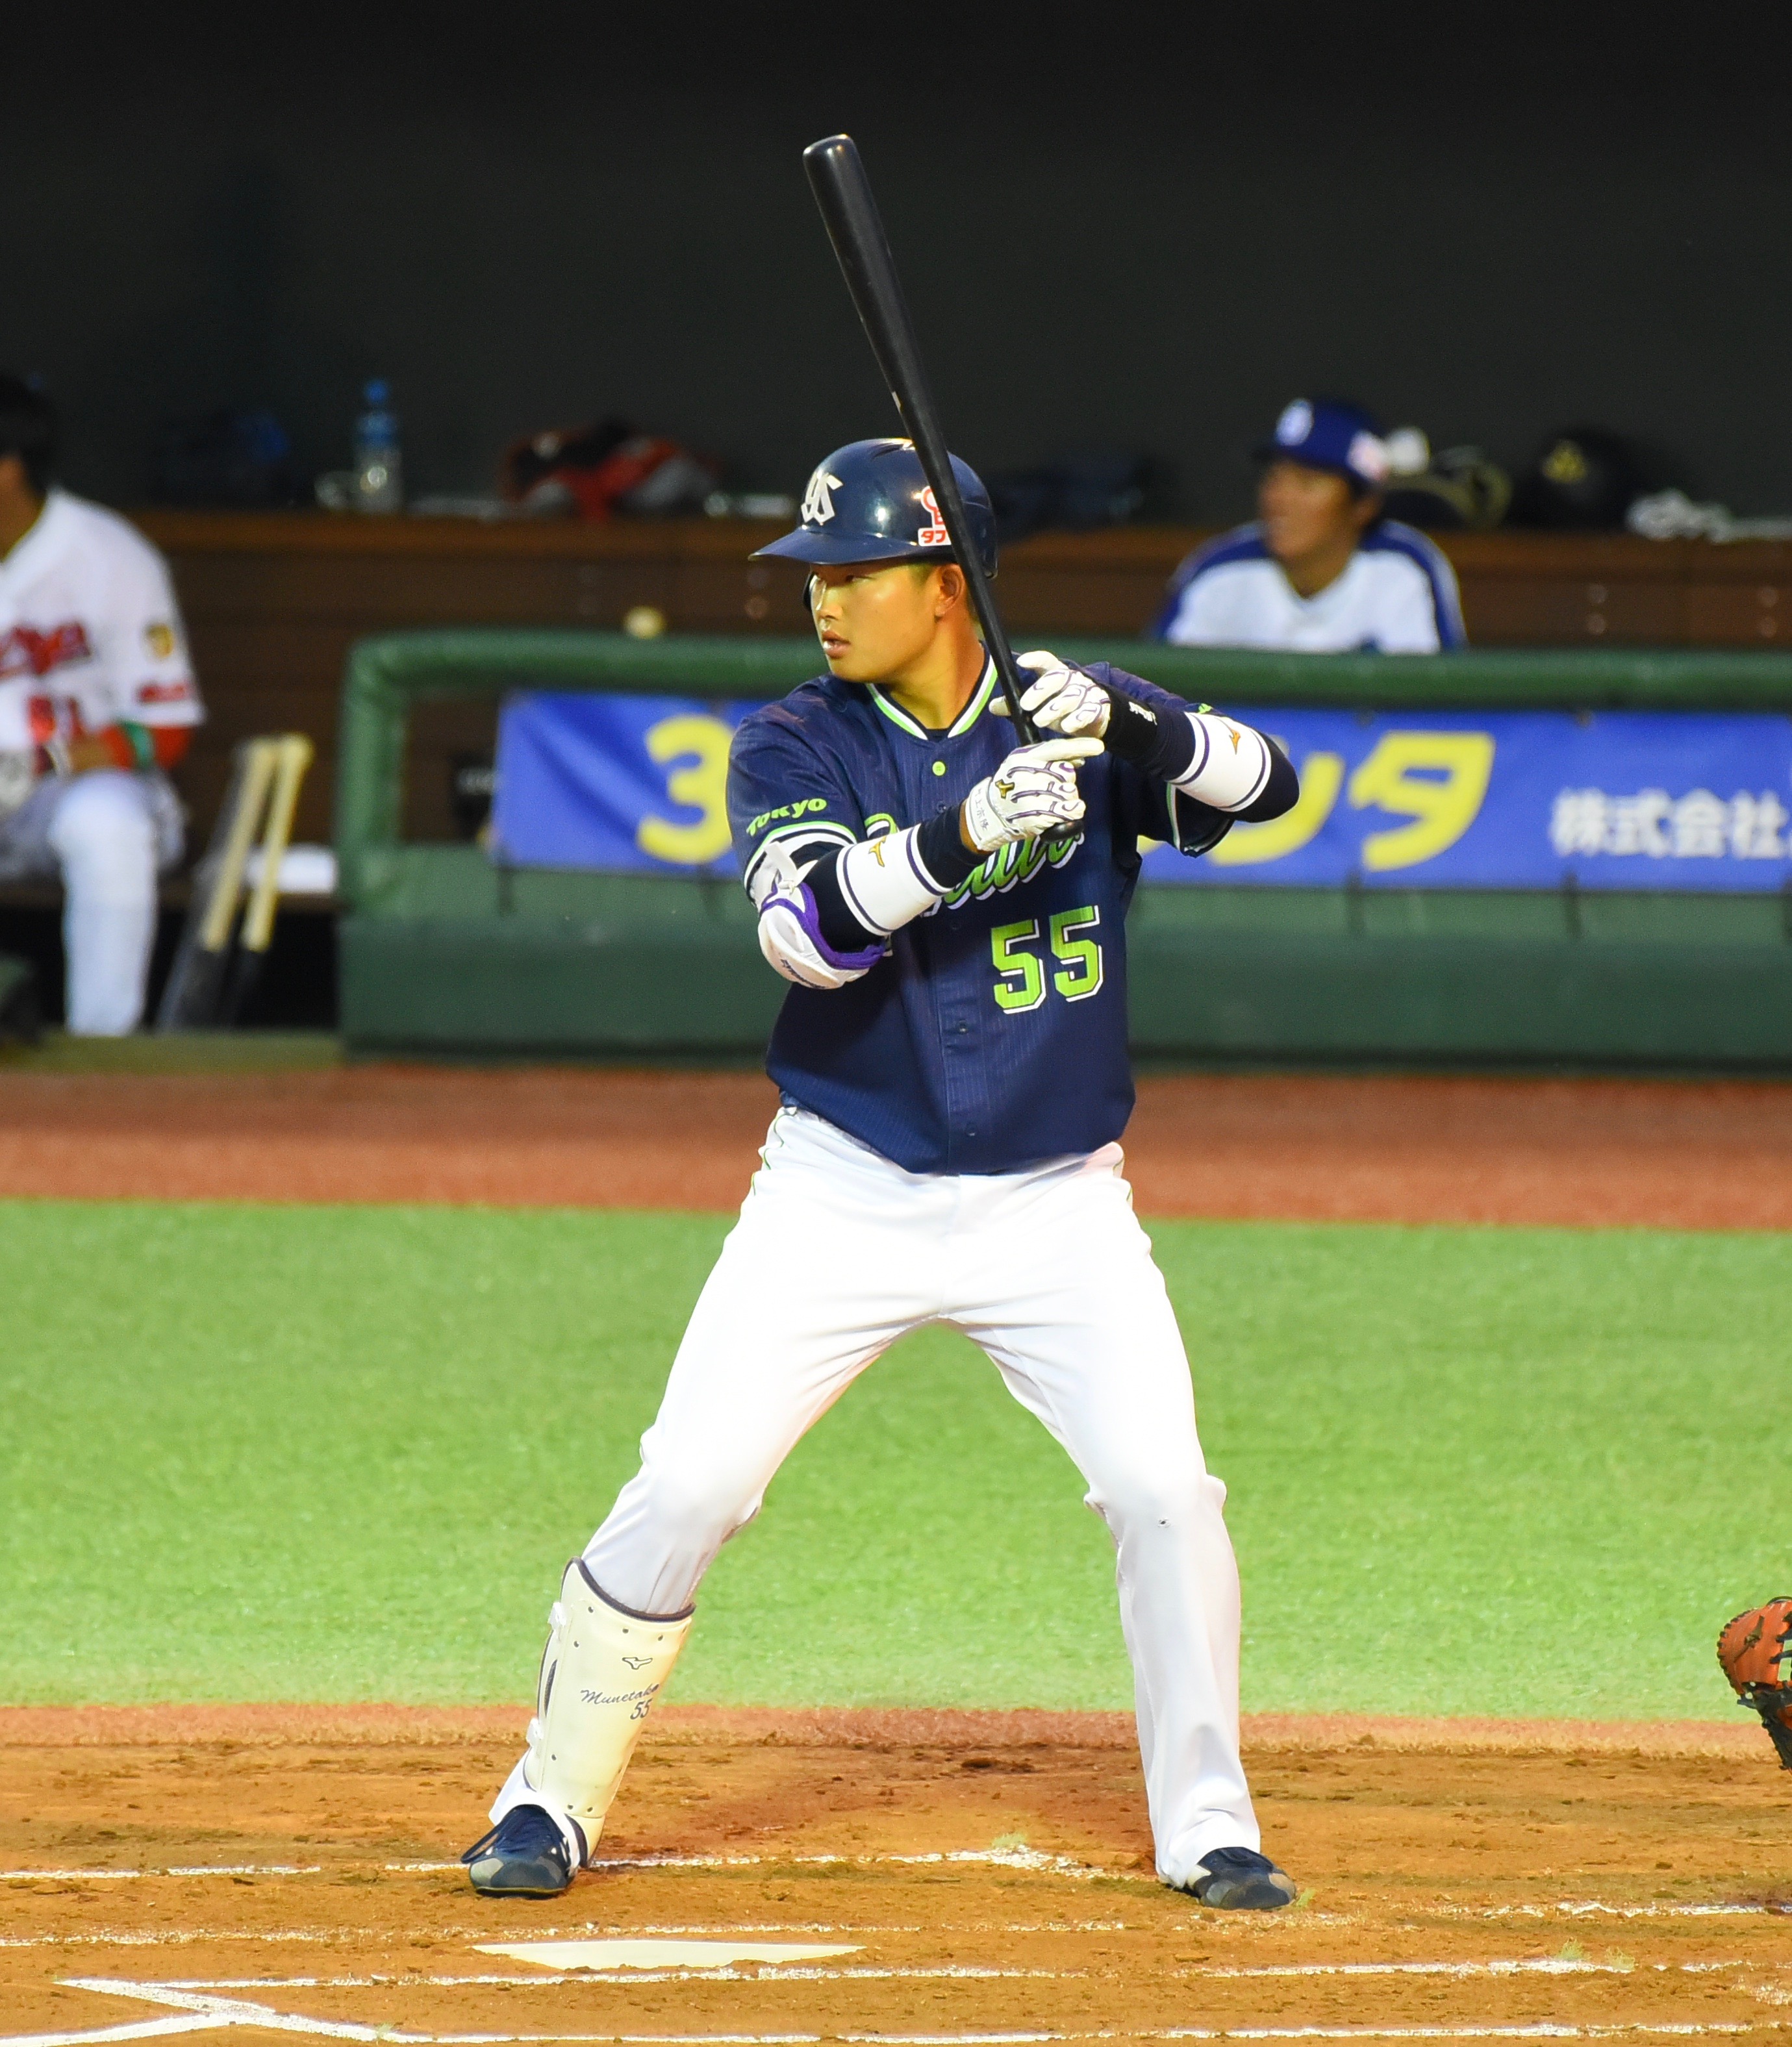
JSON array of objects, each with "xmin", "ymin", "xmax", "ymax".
[
  {"xmin": 989, "ymin": 650, "xmax": 1112, "ymax": 739},
  {"xmin": 961, "ymin": 737, "xmax": 1103, "ymax": 853}
]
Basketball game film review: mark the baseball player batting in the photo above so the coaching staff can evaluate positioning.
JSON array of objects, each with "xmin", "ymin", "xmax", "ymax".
[{"xmin": 461, "ymin": 436, "xmax": 1303, "ymax": 1911}]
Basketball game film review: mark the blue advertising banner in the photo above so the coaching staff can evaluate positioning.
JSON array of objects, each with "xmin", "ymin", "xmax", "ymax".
[
  {"xmin": 1142, "ymin": 708, "xmax": 1792, "ymax": 890},
  {"xmin": 493, "ymin": 692, "xmax": 1792, "ymax": 892},
  {"xmin": 492, "ymin": 692, "xmax": 755, "ymax": 877}
]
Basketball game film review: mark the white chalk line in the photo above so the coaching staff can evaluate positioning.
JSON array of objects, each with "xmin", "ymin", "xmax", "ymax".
[
  {"xmin": 1452, "ymin": 1905, "xmax": 1782, "ymax": 1921},
  {"xmin": 13, "ymin": 1858, "xmax": 1782, "ymax": 1929},
  {"xmin": 378, "ymin": 1920, "xmax": 1129, "ymax": 1937},
  {"xmin": 3, "ymin": 2021, "xmax": 223, "ymax": 2047},
  {"xmin": 785, "ymin": 2034, "xmax": 1779, "ymax": 2047},
  {"xmin": 2, "ymin": 1937, "xmax": 373, "ymax": 1953},
  {"xmin": 10, "ymin": 1978, "xmax": 829, "ymax": 2047},
  {"xmin": 6, "ymin": 1850, "xmax": 1104, "ymax": 1890},
  {"xmin": 3, "ymin": 1920, "xmax": 1782, "ymax": 1957},
  {"xmin": 0, "ymin": 1870, "xmax": 315, "ymax": 1885},
  {"xmin": 386, "ymin": 1850, "xmax": 1105, "ymax": 1880},
  {"xmin": 838, "ymin": 2034, "xmax": 1783, "ymax": 2044},
  {"xmin": 0, "ymin": 1922, "xmax": 1122, "ymax": 1952},
  {"xmin": 131, "ymin": 1960, "xmax": 1786, "ymax": 1991},
  {"xmin": 119, "ymin": 1970, "xmax": 1072, "ymax": 1987},
  {"xmin": 8, "ymin": 1976, "xmax": 1792, "ymax": 2047},
  {"xmin": 1202, "ymin": 1963, "xmax": 1751, "ymax": 1981}
]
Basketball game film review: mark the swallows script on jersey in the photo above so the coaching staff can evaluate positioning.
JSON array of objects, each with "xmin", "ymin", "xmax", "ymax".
[{"xmin": 940, "ymin": 831, "xmax": 1081, "ymax": 909}]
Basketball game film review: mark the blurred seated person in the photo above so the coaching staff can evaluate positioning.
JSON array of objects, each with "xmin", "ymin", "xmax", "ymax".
[
  {"xmin": 1154, "ymin": 399, "xmax": 1465, "ymax": 652},
  {"xmin": 0, "ymin": 376, "xmax": 204, "ymax": 1033}
]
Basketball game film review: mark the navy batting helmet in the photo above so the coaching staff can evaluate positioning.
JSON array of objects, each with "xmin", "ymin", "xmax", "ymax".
[{"xmin": 751, "ymin": 438, "xmax": 998, "ymax": 578}]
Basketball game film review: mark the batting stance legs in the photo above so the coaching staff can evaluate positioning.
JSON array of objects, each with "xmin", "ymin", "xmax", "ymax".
[{"xmin": 480, "ymin": 1107, "xmax": 1259, "ymax": 1892}]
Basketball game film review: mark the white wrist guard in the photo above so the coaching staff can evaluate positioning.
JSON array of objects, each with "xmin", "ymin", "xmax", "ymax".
[
  {"xmin": 1170, "ymin": 712, "xmax": 1273, "ymax": 812},
  {"xmin": 835, "ymin": 825, "xmax": 946, "ymax": 932}
]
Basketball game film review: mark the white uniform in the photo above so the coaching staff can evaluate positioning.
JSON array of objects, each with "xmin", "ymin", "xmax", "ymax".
[
  {"xmin": 492, "ymin": 1109, "xmax": 1258, "ymax": 1889},
  {"xmin": 1157, "ymin": 520, "xmax": 1465, "ymax": 653},
  {"xmin": 0, "ymin": 490, "xmax": 203, "ymax": 1033}
]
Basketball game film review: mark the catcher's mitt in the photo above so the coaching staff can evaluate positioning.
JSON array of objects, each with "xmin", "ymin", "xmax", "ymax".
[{"xmin": 1717, "ymin": 1599, "xmax": 1792, "ymax": 1768}]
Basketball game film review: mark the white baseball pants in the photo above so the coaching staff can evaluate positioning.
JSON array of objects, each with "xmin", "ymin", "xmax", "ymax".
[
  {"xmin": 580, "ymin": 1104, "xmax": 1260, "ymax": 1883},
  {"xmin": 0, "ymin": 771, "xmax": 182, "ymax": 1035}
]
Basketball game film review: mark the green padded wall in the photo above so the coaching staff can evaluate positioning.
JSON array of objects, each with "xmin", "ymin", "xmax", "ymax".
[{"xmin": 334, "ymin": 631, "xmax": 1792, "ymax": 1066}]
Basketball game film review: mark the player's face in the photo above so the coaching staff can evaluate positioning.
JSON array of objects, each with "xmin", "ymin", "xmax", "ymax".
[
  {"xmin": 1258, "ymin": 461, "xmax": 1370, "ymax": 564},
  {"xmin": 807, "ymin": 561, "xmax": 946, "ymax": 682}
]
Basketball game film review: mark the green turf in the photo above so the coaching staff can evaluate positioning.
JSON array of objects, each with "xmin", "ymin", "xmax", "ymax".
[
  {"xmin": 0, "ymin": 1030, "xmax": 342, "ymax": 1074},
  {"xmin": 2, "ymin": 1200, "xmax": 1778, "ymax": 1720}
]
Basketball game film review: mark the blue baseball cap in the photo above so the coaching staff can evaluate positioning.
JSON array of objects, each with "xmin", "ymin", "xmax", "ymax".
[{"xmin": 1255, "ymin": 399, "xmax": 1389, "ymax": 494}]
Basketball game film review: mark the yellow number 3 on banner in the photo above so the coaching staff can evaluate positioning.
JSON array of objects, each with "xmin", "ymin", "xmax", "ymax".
[
  {"xmin": 637, "ymin": 714, "xmax": 735, "ymax": 865},
  {"xmin": 1347, "ymin": 731, "xmax": 1495, "ymax": 871}
]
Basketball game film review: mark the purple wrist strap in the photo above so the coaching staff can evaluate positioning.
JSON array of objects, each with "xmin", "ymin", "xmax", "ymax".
[{"xmin": 765, "ymin": 881, "xmax": 883, "ymax": 972}]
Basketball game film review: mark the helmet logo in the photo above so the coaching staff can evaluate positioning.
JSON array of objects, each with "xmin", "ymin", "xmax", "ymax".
[
  {"xmin": 1276, "ymin": 399, "xmax": 1313, "ymax": 446},
  {"xmin": 915, "ymin": 486, "xmax": 949, "ymax": 547},
  {"xmin": 801, "ymin": 466, "xmax": 844, "ymax": 526}
]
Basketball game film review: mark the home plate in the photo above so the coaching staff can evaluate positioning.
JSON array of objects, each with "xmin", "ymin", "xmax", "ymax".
[{"xmin": 477, "ymin": 1938, "xmax": 862, "ymax": 1970}]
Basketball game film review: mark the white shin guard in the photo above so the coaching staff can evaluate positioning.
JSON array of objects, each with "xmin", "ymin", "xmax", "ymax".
[{"xmin": 490, "ymin": 1558, "xmax": 692, "ymax": 1865}]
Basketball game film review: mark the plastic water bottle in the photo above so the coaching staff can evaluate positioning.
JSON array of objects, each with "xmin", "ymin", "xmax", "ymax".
[{"xmin": 353, "ymin": 379, "xmax": 403, "ymax": 513}]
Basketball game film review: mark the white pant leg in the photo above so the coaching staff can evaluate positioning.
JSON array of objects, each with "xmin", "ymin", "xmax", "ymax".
[
  {"xmin": 45, "ymin": 773, "xmax": 160, "ymax": 1036},
  {"xmin": 945, "ymin": 1146, "xmax": 1258, "ymax": 1886},
  {"xmin": 581, "ymin": 1109, "xmax": 950, "ymax": 1617}
]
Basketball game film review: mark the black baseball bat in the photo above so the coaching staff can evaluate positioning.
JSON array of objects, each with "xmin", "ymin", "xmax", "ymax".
[{"xmin": 802, "ymin": 133, "xmax": 1039, "ymax": 745}]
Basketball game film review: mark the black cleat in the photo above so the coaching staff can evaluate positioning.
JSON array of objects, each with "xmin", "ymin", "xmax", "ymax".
[
  {"xmin": 461, "ymin": 1803, "xmax": 577, "ymax": 1898},
  {"xmin": 1184, "ymin": 1845, "xmax": 1298, "ymax": 1911}
]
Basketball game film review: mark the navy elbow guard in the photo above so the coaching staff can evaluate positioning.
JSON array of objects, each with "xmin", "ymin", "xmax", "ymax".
[{"xmin": 1237, "ymin": 740, "xmax": 1298, "ymax": 823}]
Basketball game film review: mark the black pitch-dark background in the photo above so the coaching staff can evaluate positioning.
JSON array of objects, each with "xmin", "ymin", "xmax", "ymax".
[{"xmin": 7, "ymin": 3, "xmax": 1791, "ymax": 522}]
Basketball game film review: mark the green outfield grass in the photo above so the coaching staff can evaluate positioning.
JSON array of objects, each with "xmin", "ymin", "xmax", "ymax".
[{"xmin": 1, "ymin": 1199, "xmax": 1777, "ymax": 1720}]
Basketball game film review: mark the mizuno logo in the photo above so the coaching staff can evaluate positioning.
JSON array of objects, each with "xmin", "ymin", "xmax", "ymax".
[
  {"xmin": 620, "ymin": 1655, "xmax": 651, "ymax": 1670},
  {"xmin": 802, "ymin": 468, "xmax": 845, "ymax": 525}
]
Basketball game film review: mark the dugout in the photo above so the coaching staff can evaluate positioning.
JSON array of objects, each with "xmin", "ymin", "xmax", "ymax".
[{"xmin": 335, "ymin": 631, "xmax": 1792, "ymax": 1067}]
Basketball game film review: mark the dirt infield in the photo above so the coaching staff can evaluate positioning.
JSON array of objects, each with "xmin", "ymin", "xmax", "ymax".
[
  {"xmin": 4, "ymin": 1705, "xmax": 1789, "ymax": 2046},
  {"xmin": 1, "ymin": 1066, "xmax": 1791, "ymax": 1226},
  {"xmin": 8, "ymin": 1068, "xmax": 1789, "ymax": 2036}
]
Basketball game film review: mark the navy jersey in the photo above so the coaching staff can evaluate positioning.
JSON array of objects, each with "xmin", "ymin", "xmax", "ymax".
[{"xmin": 727, "ymin": 662, "xmax": 1220, "ymax": 1176}]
